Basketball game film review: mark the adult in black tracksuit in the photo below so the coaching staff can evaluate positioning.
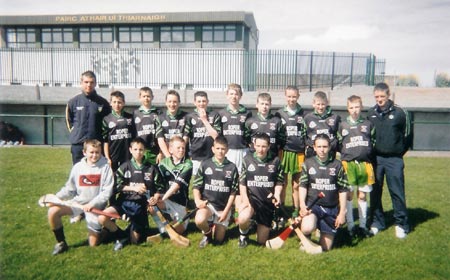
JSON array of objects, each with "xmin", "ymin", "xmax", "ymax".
[
  {"xmin": 66, "ymin": 71, "xmax": 111, "ymax": 164},
  {"xmin": 367, "ymin": 82, "xmax": 412, "ymax": 238}
]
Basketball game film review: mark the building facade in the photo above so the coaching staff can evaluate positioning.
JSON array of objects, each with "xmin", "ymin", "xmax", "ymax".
[{"xmin": 0, "ymin": 11, "xmax": 259, "ymax": 50}]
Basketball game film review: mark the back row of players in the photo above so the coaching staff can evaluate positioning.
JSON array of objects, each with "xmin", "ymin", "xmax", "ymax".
[{"xmin": 57, "ymin": 70, "xmax": 410, "ymax": 254}]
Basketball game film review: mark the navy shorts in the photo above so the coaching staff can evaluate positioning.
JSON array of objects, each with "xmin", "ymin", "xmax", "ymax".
[
  {"xmin": 250, "ymin": 198, "xmax": 275, "ymax": 228},
  {"xmin": 114, "ymin": 200, "xmax": 149, "ymax": 235},
  {"xmin": 310, "ymin": 204, "xmax": 339, "ymax": 236}
]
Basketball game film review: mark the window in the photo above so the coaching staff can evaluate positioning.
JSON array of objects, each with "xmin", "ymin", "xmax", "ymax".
[
  {"xmin": 42, "ymin": 28, "xmax": 74, "ymax": 48},
  {"xmin": 118, "ymin": 26, "xmax": 155, "ymax": 48},
  {"xmin": 6, "ymin": 28, "xmax": 36, "ymax": 48},
  {"xmin": 160, "ymin": 25, "xmax": 195, "ymax": 48},
  {"xmin": 79, "ymin": 27, "xmax": 114, "ymax": 48},
  {"xmin": 202, "ymin": 24, "xmax": 236, "ymax": 48}
]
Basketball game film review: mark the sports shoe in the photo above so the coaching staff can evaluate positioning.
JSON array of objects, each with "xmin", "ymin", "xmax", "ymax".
[
  {"xmin": 113, "ymin": 238, "xmax": 128, "ymax": 251},
  {"xmin": 238, "ymin": 236, "xmax": 248, "ymax": 249},
  {"xmin": 198, "ymin": 235, "xmax": 210, "ymax": 248},
  {"xmin": 52, "ymin": 241, "xmax": 68, "ymax": 255},
  {"xmin": 368, "ymin": 227, "xmax": 379, "ymax": 237},
  {"xmin": 395, "ymin": 226, "xmax": 407, "ymax": 239},
  {"xmin": 70, "ymin": 212, "xmax": 85, "ymax": 224},
  {"xmin": 277, "ymin": 217, "xmax": 286, "ymax": 229}
]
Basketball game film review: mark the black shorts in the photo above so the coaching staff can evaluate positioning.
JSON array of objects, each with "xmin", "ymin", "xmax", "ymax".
[
  {"xmin": 310, "ymin": 204, "xmax": 338, "ymax": 236},
  {"xmin": 250, "ymin": 198, "xmax": 275, "ymax": 228},
  {"xmin": 114, "ymin": 200, "xmax": 149, "ymax": 234}
]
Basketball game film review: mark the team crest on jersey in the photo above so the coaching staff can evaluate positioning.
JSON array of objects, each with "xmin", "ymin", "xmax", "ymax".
[
  {"xmin": 222, "ymin": 116, "xmax": 228, "ymax": 123},
  {"xmin": 251, "ymin": 123, "xmax": 258, "ymax": 130},
  {"xmin": 240, "ymin": 115, "xmax": 247, "ymax": 123},
  {"xmin": 108, "ymin": 121, "xmax": 116, "ymax": 128},
  {"xmin": 342, "ymin": 129, "xmax": 349, "ymax": 136},
  {"xmin": 327, "ymin": 118, "xmax": 335, "ymax": 126},
  {"xmin": 98, "ymin": 106, "xmax": 103, "ymax": 112},
  {"xmin": 389, "ymin": 114, "xmax": 394, "ymax": 120},
  {"xmin": 297, "ymin": 117, "xmax": 304, "ymax": 123},
  {"xmin": 309, "ymin": 121, "xmax": 317, "ymax": 128},
  {"xmin": 191, "ymin": 118, "xmax": 197, "ymax": 125},
  {"xmin": 134, "ymin": 117, "xmax": 141, "ymax": 124},
  {"xmin": 144, "ymin": 172, "xmax": 152, "ymax": 181},
  {"xmin": 124, "ymin": 170, "xmax": 132, "ymax": 178},
  {"xmin": 225, "ymin": 171, "xmax": 232, "ymax": 178},
  {"xmin": 268, "ymin": 165, "xmax": 275, "ymax": 173},
  {"xmin": 361, "ymin": 125, "xmax": 368, "ymax": 133},
  {"xmin": 329, "ymin": 168, "xmax": 336, "ymax": 176},
  {"xmin": 208, "ymin": 116, "xmax": 214, "ymax": 123},
  {"xmin": 205, "ymin": 167, "xmax": 213, "ymax": 175},
  {"xmin": 308, "ymin": 167, "xmax": 317, "ymax": 175},
  {"xmin": 248, "ymin": 164, "xmax": 256, "ymax": 172},
  {"xmin": 269, "ymin": 123, "xmax": 276, "ymax": 130},
  {"xmin": 127, "ymin": 118, "xmax": 133, "ymax": 125},
  {"xmin": 179, "ymin": 119, "xmax": 185, "ymax": 126},
  {"xmin": 162, "ymin": 120, "xmax": 169, "ymax": 127}
]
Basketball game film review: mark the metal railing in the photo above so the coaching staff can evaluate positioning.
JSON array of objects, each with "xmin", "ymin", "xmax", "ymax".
[{"xmin": 0, "ymin": 48, "xmax": 385, "ymax": 91}]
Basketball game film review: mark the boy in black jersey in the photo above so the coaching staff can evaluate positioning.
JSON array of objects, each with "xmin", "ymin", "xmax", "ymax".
[
  {"xmin": 244, "ymin": 92, "xmax": 284, "ymax": 157},
  {"xmin": 154, "ymin": 136, "xmax": 193, "ymax": 234},
  {"xmin": 156, "ymin": 90, "xmax": 188, "ymax": 161},
  {"xmin": 237, "ymin": 133, "xmax": 284, "ymax": 248},
  {"xmin": 337, "ymin": 95, "xmax": 375, "ymax": 236},
  {"xmin": 183, "ymin": 91, "xmax": 221, "ymax": 175},
  {"xmin": 298, "ymin": 134, "xmax": 349, "ymax": 251},
  {"xmin": 98, "ymin": 138, "xmax": 163, "ymax": 251},
  {"xmin": 275, "ymin": 86, "xmax": 307, "ymax": 219},
  {"xmin": 133, "ymin": 87, "xmax": 161, "ymax": 165},
  {"xmin": 304, "ymin": 91, "xmax": 340, "ymax": 158},
  {"xmin": 102, "ymin": 91, "xmax": 133, "ymax": 171},
  {"xmin": 193, "ymin": 135, "xmax": 239, "ymax": 248}
]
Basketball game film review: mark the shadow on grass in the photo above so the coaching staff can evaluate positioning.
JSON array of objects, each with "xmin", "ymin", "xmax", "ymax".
[{"xmin": 334, "ymin": 207, "xmax": 440, "ymax": 249}]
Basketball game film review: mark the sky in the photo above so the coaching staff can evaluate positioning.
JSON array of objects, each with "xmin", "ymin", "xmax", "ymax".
[{"xmin": 1, "ymin": 0, "xmax": 449, "ymax": 87}]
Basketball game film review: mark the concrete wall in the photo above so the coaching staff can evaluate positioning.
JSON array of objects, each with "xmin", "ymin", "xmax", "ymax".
[{"xmin": 1, "ymin": 102, "xmax": 449, "ymax": 150}]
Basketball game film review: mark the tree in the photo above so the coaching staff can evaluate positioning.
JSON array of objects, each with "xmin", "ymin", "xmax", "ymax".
[
  {"xmin": 435, "ymin": 72, "xmax": 450, "ymax": 88},
  {"xmin": 396, "ymin": 74, "xmax": 419, "ymax": 87}
]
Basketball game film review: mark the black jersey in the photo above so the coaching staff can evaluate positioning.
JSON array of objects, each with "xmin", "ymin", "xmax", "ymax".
[
  {"xmin": 300, "ymin": 156, "xmax": 349, "ymax": 207},
  {"xmin": 158, "ymin": 156, "xmax": 193, "ymax": 207},
  {"xmin": 115, "ymin": 158, "xmax": 163, "ymax": 204},
  {"xmin": 275, "ymin": 104, "xmax": 307, "ymax": 152},
  {"xmin": 218, "ymin": 105, "xmax": 252, "ymax": 149},
  {"xmin": 338, "ymin": 116, "xmax": 375, "ymax": 162},
  {"xmin": 193, "ymin": 157, "xmax": 239, "ymax": 211},
  {"xmin": 184, "ymin": 109, "xmax": 221, "ymax": 161},
  {"xmin": 133, "ymin": 106, "xmax": 161, "ymax": 155},
  {"xmin": 304, "ymin": 107, "xmax": 340, "ymax": 152},
  {"xmin": 156, "ymin": 109, "xmax": 187, "ymax": 144},
  {"xmin": 244, "ymin": 113, "xmax": 285, "ymax": 156},
  {"xmin": 240, "ymin": 153, "xmax": 284, "ymax": 205},
  {"xmin": 102, "ymin": 111, "xmax": 133, "ymax": 163}
]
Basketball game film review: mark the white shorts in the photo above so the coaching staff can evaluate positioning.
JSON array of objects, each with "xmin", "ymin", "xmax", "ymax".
[
  {"xmin": 161, "ymin": 200, "xmax": 188, "ymax": 229},
  {"xmin": 192, "ymin": 160, "xmax": 201, "ymax": 176},
  {"xmin": 71, "ymin": 207, "xmax": 102, "ymax": 233},
  {"xmin": 226, "ymin": 148, "xmax": 248, "ymax": 173},
  {"xmin": 348, "ymin": 185, "xmax": 373, "ymax": 193},
  {"xmin": 207, "ymin": 204, "xmax": 231, "ymax": 228}
]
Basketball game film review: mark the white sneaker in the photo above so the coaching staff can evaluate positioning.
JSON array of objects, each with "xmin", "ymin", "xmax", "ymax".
[
  {"xmin": 369, "ymin": 227, "xmax": 379, "ymax": 236},
  {"xmin": 395, "ymin": 225, "xmax": 407, "ymax": 239}
]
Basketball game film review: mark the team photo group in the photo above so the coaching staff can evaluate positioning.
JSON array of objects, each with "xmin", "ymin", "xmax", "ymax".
[{"xmin": 40, "ymin": 70, "xmax": 412, "ymax": 255}]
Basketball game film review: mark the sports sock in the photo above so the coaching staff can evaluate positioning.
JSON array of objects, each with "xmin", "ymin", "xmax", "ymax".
[
  {"xmin": 358, "ymin": 199, "xmax": 368, "ymax": 229},
  {"xmin": 346, "ymin": 200, "xmax": 354, "ymax": 231},
  {"xmin": 53, "ymin": 227, "xmax": 65, "ymax": 243}
]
